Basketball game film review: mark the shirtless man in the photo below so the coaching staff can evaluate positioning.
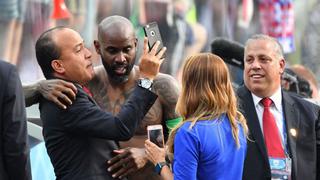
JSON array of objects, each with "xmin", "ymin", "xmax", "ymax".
[{"xmin": 25, "ymin": 16, "xmax": 180, "ymax": 179}]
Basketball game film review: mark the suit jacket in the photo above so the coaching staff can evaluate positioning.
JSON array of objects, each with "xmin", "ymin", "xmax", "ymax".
[
  {"xmin": 237, "ymin": 85, "xmax": 320, "ymax": 180},
  {"xmin": 39, "ymin": 84, "xmax": 157, "ymax": 180},
  {"xmin": 0, "ymin": 60, "xmax": 32, "ymax": 180}
]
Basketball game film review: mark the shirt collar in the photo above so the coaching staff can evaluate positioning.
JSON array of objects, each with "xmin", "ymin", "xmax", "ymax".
[{"xmin": 251, "ymin": 87, "xmax": 282, "ymax": 110}]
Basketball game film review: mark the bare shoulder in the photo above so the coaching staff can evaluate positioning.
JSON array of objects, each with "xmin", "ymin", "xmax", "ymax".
[
  {"xmin": 153, "ymin": 73, "xmax": 180, "ymax": 102},
  {"xmin": 151, "ymin": 73, "xmax": 180, "ymax": 120}
]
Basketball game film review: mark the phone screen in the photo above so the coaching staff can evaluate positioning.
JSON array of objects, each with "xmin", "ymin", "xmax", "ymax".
[
  {"xmin": 143, "ymin": 22, "xmax": 165, "ymax": 58},
  {"xmin": 147, "ymin": 125, "xmax": 164, "ymax": 148}
]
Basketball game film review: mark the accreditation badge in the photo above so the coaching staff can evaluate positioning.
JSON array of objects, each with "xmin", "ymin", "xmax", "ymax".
[{"xmin": 269, "ymin": 157, "xmax": 292, "ymax": 180}]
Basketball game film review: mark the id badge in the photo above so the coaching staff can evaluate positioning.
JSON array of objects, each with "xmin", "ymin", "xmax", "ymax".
[{"xmin": 269, "ymin": 157, "xmax": 292, "ymax": 180}]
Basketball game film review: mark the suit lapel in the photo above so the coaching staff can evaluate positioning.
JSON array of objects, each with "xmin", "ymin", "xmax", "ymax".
[
  {"xmin": 238, "ymin": 86, "xmax": 269, "ymax": 163},
  {"xmin": 282, "ymin": 92, "xmax": 299, "ymax": 178}
]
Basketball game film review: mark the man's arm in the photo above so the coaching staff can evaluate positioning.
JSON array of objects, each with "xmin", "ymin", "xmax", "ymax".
[
  {"xmin": 61, "ymin": 86, "xmax": 157, "ymax": 140},
  {"xmin": 153, "ymin": 73, "xmax": 181, "ymax": 133},
  {"xmin": 3, "ymin": 65, "xmax": 32, "ymax": 180},
  {"xmin": 23, "ymin": 79, "xmax": 77, "ymax": 109}
]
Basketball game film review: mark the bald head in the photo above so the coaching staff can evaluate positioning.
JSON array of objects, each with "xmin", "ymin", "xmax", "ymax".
[{"xmin": 97, "ymin": 15, "xmax": 135, "ymax": 41}]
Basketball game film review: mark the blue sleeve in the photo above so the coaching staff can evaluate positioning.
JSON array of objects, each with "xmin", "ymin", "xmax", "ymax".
[{"xmin": 173, "ymin": 124, "xmax": 199, "ymax": 180}]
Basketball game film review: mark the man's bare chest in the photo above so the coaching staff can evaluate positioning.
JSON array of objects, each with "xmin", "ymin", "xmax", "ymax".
[{"xmin": 93, "ymin": 89, "xmax": 164, "ymax": 135}]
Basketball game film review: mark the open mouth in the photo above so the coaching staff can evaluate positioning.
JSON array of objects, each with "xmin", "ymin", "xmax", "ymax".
[{"xmin": 114, "ymin": 66, "xmax": 127, "ymax": 75}]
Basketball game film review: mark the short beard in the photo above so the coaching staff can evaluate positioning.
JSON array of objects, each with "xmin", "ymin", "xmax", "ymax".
[{"xmin": 103, "ymin": 61, "xmax": 134, "ymax": 84}]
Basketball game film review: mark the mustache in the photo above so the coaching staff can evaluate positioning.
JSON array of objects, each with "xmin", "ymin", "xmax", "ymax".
[{"xmin": 112, "ymin": 61, "xmax": 128, "ymax": 67}]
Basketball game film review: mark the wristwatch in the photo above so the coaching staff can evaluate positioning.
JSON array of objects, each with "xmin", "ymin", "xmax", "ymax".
[
  {"xmin": 154, "ymin": 162, "xmax": 168, "ymax": 175},
  {"xmin": 138, "ymin": 78, "xmax": 153, "ymax": 90}
]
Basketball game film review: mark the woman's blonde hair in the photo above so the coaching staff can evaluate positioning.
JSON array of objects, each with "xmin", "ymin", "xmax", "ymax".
[{"xmin": 167, "ymin": 53, "xmax": 248, "ymax": 154}]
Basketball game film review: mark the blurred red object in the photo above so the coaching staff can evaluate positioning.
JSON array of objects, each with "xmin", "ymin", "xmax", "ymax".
[{"xmin": 51, "ymin": 0, "xmax": 71, "ymax": 19}]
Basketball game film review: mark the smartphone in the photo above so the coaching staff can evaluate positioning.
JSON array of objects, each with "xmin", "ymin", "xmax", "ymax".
[
  {"xmin": 147, "ymin": 125, "xmax": 165, "ymax": 148},
  {"xmin": 143, "ymin": 22, "xmax": 165, "ymax": 58}
]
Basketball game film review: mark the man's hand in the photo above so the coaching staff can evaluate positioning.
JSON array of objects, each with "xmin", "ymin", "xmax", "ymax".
[
  {"xmin": 107, "ymin": 147, "xmax": 148, "ymax": 179},
  {"xmin": 38, "ymin": 79, "xmax": 77, "ymax": 109},
  {"xmin": 139, "ymin": 37, "xmax": 166, "ymax": 81}
]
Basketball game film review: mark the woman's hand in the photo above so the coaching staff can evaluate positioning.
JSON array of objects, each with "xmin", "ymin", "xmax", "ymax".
[{"xmin": 144, "ymin": 139, "xmax": 166, "ymax": 165}]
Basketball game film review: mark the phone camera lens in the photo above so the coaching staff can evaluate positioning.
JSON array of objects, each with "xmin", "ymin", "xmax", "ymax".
[{"xmin": 150, "ymin": 31, "xmax": 155, "ymax": 36}]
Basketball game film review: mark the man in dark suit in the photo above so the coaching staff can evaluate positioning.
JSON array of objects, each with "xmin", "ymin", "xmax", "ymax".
[
  {"xmin": 0, "ymin": 60, "xmax": 32, "ymax": 180},
  {"xmin": 35, "ymin": 26, "xmax": 165, "ymax": 179},
  {"xmin": 237, "ymin": 34, "xmax": 320, "ymax": 180}
]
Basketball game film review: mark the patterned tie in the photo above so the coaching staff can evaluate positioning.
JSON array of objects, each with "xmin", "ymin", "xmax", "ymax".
[{"xmin": 261, "ymin": 98, "xmax": 285, "ymax": 158}]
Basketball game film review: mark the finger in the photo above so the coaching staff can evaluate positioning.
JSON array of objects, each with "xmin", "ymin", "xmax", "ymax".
[
  {"xmin": 113, "ymin": 149, "xmax": 126, "ymax": 154},
  {"xmin": 119, "ymin": 166, "xmax": 137, "ymax": 179},
  {"xmin": 62, "ymin": 87, "xmax": 77, "ymax": 101},
  {"xmin": 108, "ymin": 153, "xmax": 132, "ymax": 171},
  {"xmin": 159, "ymin": 59, "xmax": 165, "ymax": 66},
  {"xmin": 108, "ymin": 150, "xmax": 128, "ymax": 164},
  {"xmin": 146, "ymin": 139, "xmax": 157, "ymax": 147},
  {"xmin": 51, "ymin": 91, "xmax": 69, "ymax": 107},
  {"xmin": 52, "ymin": 98, "xmax": 67, "ymax": 109},
  {"xmin": 108, "ymin": 158, "xmax": 128, "ymax": 172},
  {"xmin": 150, "ymin": 41, "xmax": 160, "ymax": 55},
  {"xmin": 111, "ymin": 166, "xmax": 129, "ymax": 179},
  {"xmin": 59, "ymin": 80, "xmax": 78, "ymax": 93},
  {"xmin": 143, "ymin": 37, "xmax": 149, "ymax": 54},
  {"xmin": 59, "ymin": 93, "xmax": 73, "ymax": 105},
  {"xmin": 156, "ymin": 47, "xmax": 167, "ymax": 59},
  {"xmin": 145, "ymin": 140, "xmax": 154, "ymax": 148}
]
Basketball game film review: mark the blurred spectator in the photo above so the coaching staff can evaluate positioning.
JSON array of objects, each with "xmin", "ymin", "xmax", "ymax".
[
  {"xmin": 291, "ymin": 64, "xmax": 320, "ymax": 101},
  {"xmin": 0, "ymin": 0, "xmax": 26, "ymax": 65},
  {"xmin": 301, "ymin": 0, "xmax": 320, "ymax": 86}
]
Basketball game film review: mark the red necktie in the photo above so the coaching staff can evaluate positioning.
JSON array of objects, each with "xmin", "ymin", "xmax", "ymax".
[
  {"xmin": 261, "ymin": 98, "xmax": 285, "ymax": 158},
  {"xmin": 83, "ymin": 86, "xmax": 93, "ymax": 97}
]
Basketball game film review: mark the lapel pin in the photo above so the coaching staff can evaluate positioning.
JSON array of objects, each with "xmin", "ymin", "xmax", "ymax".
[{"xmin": 289, "ymin": 128, "xmax": 297, "ymax": 137}]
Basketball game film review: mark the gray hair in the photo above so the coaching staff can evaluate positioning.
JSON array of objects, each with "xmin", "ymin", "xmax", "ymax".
[{"xmin": 245, "ymin": 34, "xmax": 284, "ymax": 59}]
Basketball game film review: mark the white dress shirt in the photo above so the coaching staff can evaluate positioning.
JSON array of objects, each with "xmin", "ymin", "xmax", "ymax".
[{"xmin": 251, "ymin": 87, "xmax": 285, "ymax": 145}]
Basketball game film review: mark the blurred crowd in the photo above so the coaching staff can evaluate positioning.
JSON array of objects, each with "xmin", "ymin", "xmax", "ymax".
[
  {"xmin": 1, "ymin": 1, "xmax": 320, "ymax": 180},
  {"xmin": 0, "ymin": 0, "xmax": 318, "ymax": 87}
]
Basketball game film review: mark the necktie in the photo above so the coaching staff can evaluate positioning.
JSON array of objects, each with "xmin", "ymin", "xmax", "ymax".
[
  {"xmin": 82, "ymin": 86, "xmax": 93, "ymax": 97},
  {"xmin": 261, "ymin": 98, "xmax": 285, "ymax": 158}
]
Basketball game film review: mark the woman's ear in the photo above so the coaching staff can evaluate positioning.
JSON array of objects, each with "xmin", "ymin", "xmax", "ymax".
[{"xmin": 51, "ymin": 59, "xmax": 65, "ymax": 74}]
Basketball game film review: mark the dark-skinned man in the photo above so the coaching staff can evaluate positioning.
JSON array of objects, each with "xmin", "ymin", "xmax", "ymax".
[{"xmin": 24, "ymin": 15, "xmax": 180, "ymax": 179}]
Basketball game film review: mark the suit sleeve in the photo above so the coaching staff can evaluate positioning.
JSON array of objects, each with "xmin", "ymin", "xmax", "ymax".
[
  {"xmin": 61, "ymin": 86, "xmax": 158, "ymax": 140},
  {"xmin": 2, "ymin": 65, "xmax": 32, "ymax": 180}
]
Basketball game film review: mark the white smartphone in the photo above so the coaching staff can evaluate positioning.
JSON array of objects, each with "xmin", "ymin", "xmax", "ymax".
[{"xmin": 147, "ymin": 125, "xmax": 165, "ymax": 148}]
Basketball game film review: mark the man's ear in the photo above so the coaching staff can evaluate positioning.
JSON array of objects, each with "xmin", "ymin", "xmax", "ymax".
[
  {"xmin": 134, "ymin": 38, "xmax": 138, "ymax": 48},
  {"xmin": 279, "ymin": 58, "xmax": 286, "ymax": 74},
  {"xmin": 93, "ymin": 40, "xmax": 101, "ymax": 54},
  {"xmin": 51, "ymin": 60, "xmax": 65, "ymax": 74}
]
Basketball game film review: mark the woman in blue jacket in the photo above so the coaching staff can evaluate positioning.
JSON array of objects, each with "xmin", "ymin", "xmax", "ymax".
[{"xmin": 145, "ymin": 53, "xmax": 248, "ymax": 180}]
